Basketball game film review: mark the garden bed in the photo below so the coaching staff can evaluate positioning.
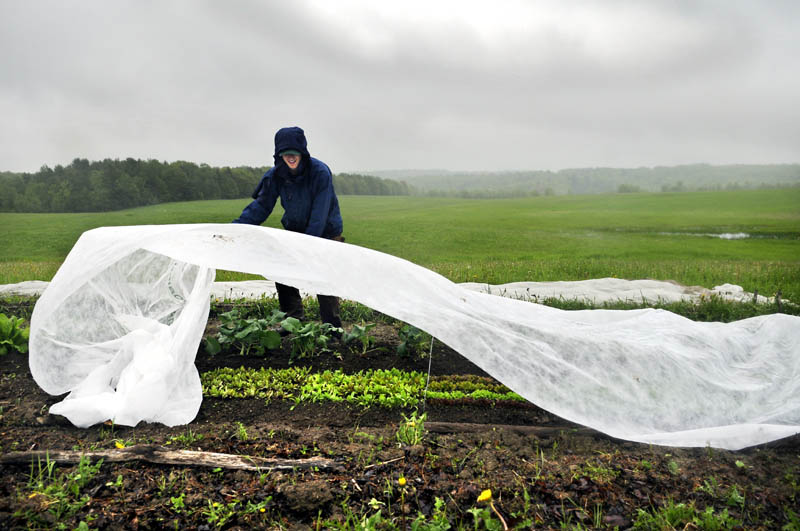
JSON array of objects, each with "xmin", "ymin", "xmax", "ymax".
[{"xmin": 0, "ymin": 298, "xmax": 799, "ymax": 529}]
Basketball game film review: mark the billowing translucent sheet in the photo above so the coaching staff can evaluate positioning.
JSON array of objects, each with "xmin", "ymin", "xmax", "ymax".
[{"xmin": 30, "ymin": 224, "xmax": 800, "ymax": 449}]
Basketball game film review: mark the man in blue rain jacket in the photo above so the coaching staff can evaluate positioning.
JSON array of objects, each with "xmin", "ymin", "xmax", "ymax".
[{"xmin": 233, "ymin": 126, "xmax": 344, "ymax": 330}]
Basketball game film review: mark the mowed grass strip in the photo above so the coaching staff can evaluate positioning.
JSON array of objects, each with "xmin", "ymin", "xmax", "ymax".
[{"xmin": 1, "ymin": 188, "xmax": 798, "ymax": 299}]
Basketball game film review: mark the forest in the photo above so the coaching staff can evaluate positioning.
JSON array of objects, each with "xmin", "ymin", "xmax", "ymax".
[{"xmin": 0, "ymin": 158, "xmax": 413, "ymax": 213}]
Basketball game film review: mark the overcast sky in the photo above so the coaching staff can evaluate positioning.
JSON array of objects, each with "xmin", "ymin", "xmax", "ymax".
[{"xmin": 1, "ymin": 1, "xmax": 798, "ymax": 174}]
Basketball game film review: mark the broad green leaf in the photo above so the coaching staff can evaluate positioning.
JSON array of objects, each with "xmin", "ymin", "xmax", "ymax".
[
  {"xmin": 234, "ymin": 323, "xmax": 258, "ymax": 339},
  {"xmin": 261, "ymin": 330, "xmax": 282, "ymax": 350},
  {"xmin": 281, "ymin": 317, "xmax": 302, "ymax": 333},
  {"xmin": 205, "ymin": 336, "xmax": 222, "ymax": 355},
  {"xmin": 0, "ymin": 315, "xmax": 12, "ymax": 337}
]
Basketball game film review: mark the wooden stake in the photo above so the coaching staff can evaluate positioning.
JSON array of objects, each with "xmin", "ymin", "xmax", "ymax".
[{"xmin": 0, "ymin": 445, "xmax": 342, "ymax": 472}]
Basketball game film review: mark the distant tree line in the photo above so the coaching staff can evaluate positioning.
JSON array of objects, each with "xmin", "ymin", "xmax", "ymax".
[
  {"xmin": 0, "ymin": 158, "xmax": 413, "ymax": 213},
  {"xmin": 4, "ymin": 159, "xmax": 797, "ymax": 211},
  {"xmin": 333, "ymin": 172, "xmax": 413, "ymax": 196},
  {"xmin": 422, "ymin": 187, "xmax": 556, "ymax": 199},
  {"xmin": 377, "ymin": 163, "xmax": 800, "ymax": 198},
  {"xmin": 0, "ymin": 158, "xmax": 265, "ymax": 212}
]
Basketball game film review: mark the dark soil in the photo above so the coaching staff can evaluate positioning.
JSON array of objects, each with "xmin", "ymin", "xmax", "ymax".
[{"xmin": 1, "ymin": 314, "xmax": 798, "ymax": 529}]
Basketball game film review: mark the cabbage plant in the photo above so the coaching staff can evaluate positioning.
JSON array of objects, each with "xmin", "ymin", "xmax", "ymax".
[{"xmin": 206, "ymin": 308, "xmax": 285, "ymax": 356}]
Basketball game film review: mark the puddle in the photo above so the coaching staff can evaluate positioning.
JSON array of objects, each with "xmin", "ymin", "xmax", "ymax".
[{"xmin": 654, "ymin": 232, "xmax": 750, "ymax": 239}]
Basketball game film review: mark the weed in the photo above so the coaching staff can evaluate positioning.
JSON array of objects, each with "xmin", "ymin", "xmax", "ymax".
[
  {"xmin": 470, "ymin": 489, "xmax": 507, "ymax": 530},
  {"xmin": 16, "ymin": 454, "xmax": 102, "ymax": 527},
  {"xmin": 235, "ymin": 421, "xmax": 248, "ymax": 442},
  {"xmin": 726, "ymin": 485, "xmax": 745, "ymax": 510},
  {"xmin": 113, "ymin": 438, "xmax": 133, "ymax": 449},
  {"xmin": 323, "ymin": 500, "xmax": 386, "ymax": 529},
  {"xmin": 667, "ymin": 459, "xmax": 680, "ymax": 476},
  {"xmin": 633, "ymin": 500, "xmax": 742, "ymax": 530},
  {"xmin": 593, "ymin": 503, "xmax": 604, "ymax": 528},
  {"xmin": 244, "ymin": 496, "xmax": 272, "ymax": 515},
  {"xmin": 170, "ymin": 493, "xmax": 186, "ymax": 513},
  {"xmin": 784, "ymin": 508, "xmax": 800, "ymax": 530},
  {"xmin": 299, "ymin": 443, "xmax": 319, "ymax": 456},
  {"xmin": 353, "ymin": 431, "xmax": 385, "ymax": 466},
  {"xmin": 572, "ymin": 460, "xmax": 619, "ymax": 484},
  {"xmin": 784, "ymin": 470, "xmax": 800, "ymax": 502},
  {"xmin": 696, "ymin": 476, "xmax": 720, "ymax": 497},
  {"xmin": 97, "ymin": 422, "xmax": 117, "ymax": 441},
  {"xmin": 156, "ymin": 471, "xmax": 184, "ymax": 497},
  {"xmin": 423, "ymin": 496, "xmax": 453, "ymax": 530},
  {"xmin": 105, "ymin": 474, "xmax": 124, "ymax": 496},
  {"xmin": 202, "ymin": 499, "xmax": 238, "ymax": 528},
  {"xmin": 510, "ymin": 486, "xmax": 535, "ymax": 528},
  {"xmin": 396, "ymin": 410, "xmax": 427, "ymax": 447},
  {"xmin": 167, "ymin": 427, "xmax": 204, "ymax": 447},
  {"xmin": 322, "ymin": 495, "xmax": 456, "ymax": 530}
]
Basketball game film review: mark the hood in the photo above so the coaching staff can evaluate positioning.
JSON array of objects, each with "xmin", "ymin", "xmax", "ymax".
[{"xmin": 273, "ymin": 127, "xmax": 311, "ymax": 172}]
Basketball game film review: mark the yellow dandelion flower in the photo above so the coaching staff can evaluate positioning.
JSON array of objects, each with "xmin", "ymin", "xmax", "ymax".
[
  {"xmin": 259, "ymin": 507, "xmax": 266, "ymax": 513},
  {"xmin": 477, "ymin": 489, "xmax": 492, "ymax": 502},
  {"xmin": 115, "ymin": 441, "xmax": 125, "ymax": 449},
  {"xmin": 398, "ymin": 476, "xmax": 407, "ymax": 487}
]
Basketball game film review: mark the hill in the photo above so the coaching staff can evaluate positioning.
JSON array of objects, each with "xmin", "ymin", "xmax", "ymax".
[{"xmin": 373, "ymin": 163, "xmax": 800, "ymax": 197}]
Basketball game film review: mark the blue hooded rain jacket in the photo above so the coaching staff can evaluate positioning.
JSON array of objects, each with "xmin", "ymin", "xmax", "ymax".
[{"xmin": 234, "ymin": 126, "xmax": 343, "ymax": 238}]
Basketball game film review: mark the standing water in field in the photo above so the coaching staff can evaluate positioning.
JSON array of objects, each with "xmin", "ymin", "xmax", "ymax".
[{"xmin": 29, "ymin": 224, "xmax": 800, "ymax": 450}]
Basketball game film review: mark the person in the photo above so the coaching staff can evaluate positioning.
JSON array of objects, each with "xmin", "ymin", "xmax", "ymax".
[{"xmin": 233, "ymin": 126, "xmax": 344, "ymax": 331}]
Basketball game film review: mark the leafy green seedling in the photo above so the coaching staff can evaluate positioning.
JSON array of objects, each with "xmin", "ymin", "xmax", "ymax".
[
  {"xmin": 281, "ymin": 318, "xmax": 342, "ymax": 361},
  {"xmin": 342, "ymin": 322, "xmax": 377, "ymax": 354},
  {"xmin": 0, "ymin": 313, "xmax": 30, "ymax": 355},
  {"xmin": 667, "ymin": 460, "xmax": 680, "ymax": 475},
  {"xmin": 170, "ymin": 493, "xmax": 185, "ymax": 513},
  {"xmin": 235, "ymin": 422, "xmax": 248, "ymax": 442},
  {"xmin": 206, "ymin": 308, "xmax": 285, "ymax": 356},
  {"xmin": 397, "ymin": 324, "xmax": 431, "ymax": 358}
]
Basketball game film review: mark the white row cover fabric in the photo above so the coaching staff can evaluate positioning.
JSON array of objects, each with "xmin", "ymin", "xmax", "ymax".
[
  {"xmin": 2, "ymin": 277, "xmax": 775, "ymax": 305},
  {"xmin": 460, "ymin": 279, "xmax": 780, "ymax": 305},
  {"xmin": 29, "ymin": 224, "xmax": 800, "ymax": 450},
  {"xmin": 204, "ymin": 278, "xmax": 775, "ymax": 305}
]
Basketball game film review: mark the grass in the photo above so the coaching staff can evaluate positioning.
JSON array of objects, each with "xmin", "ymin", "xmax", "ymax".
[{"xmin": 1, "ymin": 188, "xmax": 798, "ymax": 299}]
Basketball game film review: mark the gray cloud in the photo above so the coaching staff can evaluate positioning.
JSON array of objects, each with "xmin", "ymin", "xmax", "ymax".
[{"xmin": 1, "ymin": 0, "xmax": 798, "ymax": 173}]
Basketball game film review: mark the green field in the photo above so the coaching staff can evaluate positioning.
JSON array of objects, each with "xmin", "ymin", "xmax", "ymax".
[{"xmin": 1, "ymin": 188, "xmax": 799, "ymax": 300}]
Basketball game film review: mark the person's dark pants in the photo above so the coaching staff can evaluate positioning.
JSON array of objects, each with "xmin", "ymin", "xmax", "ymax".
[
  {"xmin": 275, "ymin": 283, "xmax": 342, "ymax": 329},
  {"xmin": 274, "ymin": 234, "xmax": 344, "ymax": 329}
]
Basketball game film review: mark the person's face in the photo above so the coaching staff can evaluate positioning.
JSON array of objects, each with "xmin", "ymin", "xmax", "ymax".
[{"xmin": 282, "ymin": 153, "xmax": 301, "ymax": 170}]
